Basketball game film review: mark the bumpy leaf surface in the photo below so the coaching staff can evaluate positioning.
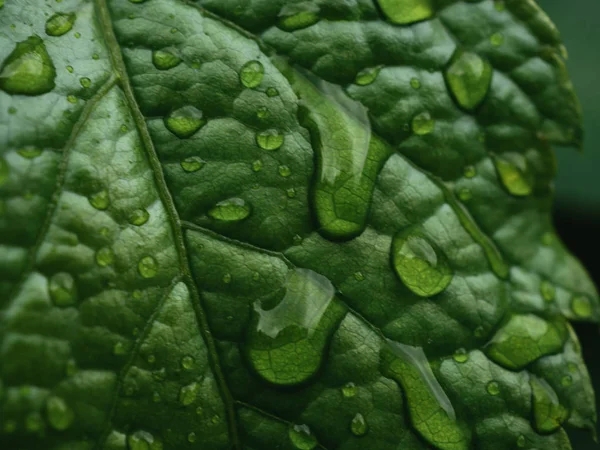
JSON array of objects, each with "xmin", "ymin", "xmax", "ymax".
[{"xmin": 0, "ymin": 0, "xmax": 598, "ymax": 449}]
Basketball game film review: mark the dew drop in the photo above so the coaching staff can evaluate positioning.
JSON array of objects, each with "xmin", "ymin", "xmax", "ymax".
[
  {"xmin": 278, "ymin": 165, "xmax": 292, "ymax": 177},
  {"xmin": 46, "ymin": 396, "xmax": 74, "ymax": 431},
  {"xmin": 391, "ymin": 230, "xmax": 453, "ymax": 297},
  {"xmin": 147, "ymin": 354, "xmax": 156, "ymax": 364},
  {"xmin": 350, "ymin": 413, "xmax": 367, "ymax": 437},
  {"xmin": 278, "ymin": 3, "xmax": 320, "ymax": 31},
  {"xmin": 138, "ymin": 256, "xmax": 158, "ymax": 279},
  {"xmin": 0, "ymin": 36, "xmax": 57, "ymax": 96},
  {"xmin": 256, "ymin": 129, "xmax": 284, "ymax": 150},
  {"xmin": 66, "ymin": 65, "xmax": 74, "ymax": 73},
  {"xmin": 240, "ymin": 60, "xmax": 265, "ymax": 89},
  {"xmin": 342, "ymin": 382, "xmax": 357, "ymax": 398},
  {"xmin": 252, "ymin": 159, "xmax": 263, "ymax": 172},
  {"xmin": 49, "ymin": 272, "xmax": 77, "ymax": 307},
  {"xmin": 129, "ymin": 208, "xmax": 150, "ymax": 226},
  {"xmin": 493, "ymin": 155, "xmax": 533, "ymax": 197},
  {"xmin": 445, "ymin": 49, "xmax": 492, "ymax": 110},
  {"xmin": 164, "ymin": 106, "xmax": 206, "ymax": 139},
  {"xmin": 89, "ymin": 190, "xmax": 110, "ymax": 210},
  {"xmin": 223, "ymin": 273, "xmax": 232, "ymax": 284},
  {"xmin": 516, "ymin": 435, "xmax": 526, "ymax": 448},
  {"xmin": 464, "ymin": 165, "xmax": 476, "ymax": 178},
  {"xmin": 353, "ymin": 271, "xmax": 365, "ymax": 282},
  {"xmin": 181, "ymin": 355, "xmax": 194, "ymax": 370},
  {"xmin": 377, "ymin": 0, "xmax": 433, "ymax": 25},
  {"xmin": 208, "ymin": 197, "xmax": 251, "ymax": 222},
  {"xmin": 96, "ymin": 247, "xmax": 114, "ymax": 267},
  {"xmin": 354, "ymin": 66, "xmax": 382, "ymax": 86},
  {"xmin": 179, "ymin": 382, "xmax": 199, "ymax": 406},
  {"xmin": 571, "ymin": 295, "xmax": 592, "ymax": 318},
  {"xmin": 152, "ymin": 49, "xmax": 181, "ymax": 70},
  {"xmin": 113, "ymin": 342, "xmax": 126, "ymax": 355},
  {"xmin": 67, "ymin": 94, "xmax": 77, "ymax": 104},
  {"xmin": 45, "ymin": 12, "xmax": 76, "ymax": 37},
  {"xmin": 289, "ymin": 424, "xmax": 317, "ymax": 450},
  {"xmin": 180, "ymin": 156, "xmax": 205, "ymax": 172},
  {"xmin": 457, "ymin": 187, "xmax": 472, "ymax": 202},
  {"xmin": 486, "ymin": 381, "xmax": 500, "ymax": 396},
  {"xmin": 561, "ymin": 375, "xmax": 573, "ymax": 387},
  {"xmin": 152, "ymin": 368, "xmax": 166, "ymax": 382},
  {"xmin": 452, "ymin": 348, "xmax": 468, "ymax": 363},
  {"xmin": 80, "ymin": 77, "xmax": 91, "ymax": 88},
  {"xmin": 411, "ymin": 111, "xmax": 435, "ymax": 136},
  {"xmin": 257, "ymin": 106, "xmax": 270, "ymax": 119}
]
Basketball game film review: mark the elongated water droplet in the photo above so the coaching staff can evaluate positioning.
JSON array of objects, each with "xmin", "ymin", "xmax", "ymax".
[
  {"xmin": 49, "ymin": 272, "xmax": 77, "ymax": 307},
  {"xmin": 530, "ymin": 375, "xmax": 568, "ymax": 433},
  {"xmin": 240, "ymin": 60, "xmax": 265, "ymax": 88},
  {"xmin": 96, "ymin": 247, "xmax": 114, "ymax": 267},
  {"xmin": 445, "ymin": 49, "xmax": 492, "ymax": 110},
  {"xmin": 278, "ymin": 3, "xmax": 320, "ymax": 31},
  {"xmin": 127, "ymin": 430, "xmax": 163, "ymax": 450},
  {"xmin": 164, "ymin": 106, "xmax": 206, "ymax": 139},
  {"xmin": 180, "ymin": 156, "xmax": 205, "ymax": 172},
  {"xmin": 377, "ymin": 0, "xmax": 433, "ymax": 25},
  {"xmin": 89, "ymin": 190, "xmax": 110, "ymax": 210},
  {"xmin": 179, "ymin": 382, "xmax": 199, "ymax": 406},
  {"xmin": 350, "ymin": 413, "xmax": 368, "ymax": 436},
  {"xmin": 289, "ymin": 424, "xmax": 317, "ymax": 450},
  {"xmin": 208, "ymin": 198, "xmax": 251, "ymax": 222},
  {"xmin": 0, "ymin": 36, "xmax": 57, "ymax": 95},
  {"xmin": 411, "ymin": 111, "xmax": 435, "ymax": 135},
  {"xmin": 46, "ymin": 396, "xmax": 74, "ymax": 431},
  {"xmin": 392, "ymin": 230, "xmax": 453, "ymax": 297},
  {"xmin": 138, "ymin": 256, "xmax": 158, "ymax": 279},
  {"xmin": 17, "ymin": 147, "xmax": 43, "ymax": 159},
  {"xmin": 256, "ymin": 129, "xmax": 284, "ymax": 150},
  {"xmin": 355, "ymin": 66, "xmax": 382, "ymax": 86},
  {"xmin": 129, "ymin": 208, "xmax": 150, "ymax": 226},
  {"xmin": 152, "ymin": 49, "xmax": 181, "ymax": 70},
  {"xmin": 245, "ymin": 269, "xmax": 346, "ymax": 386},
  {"xmin": 45, "ymin": 13, "xmax": 76, "ymax": 37},
  {"xmin": 493, "ymin": 154, "xmax": 533, "ymax": 197},
  {"xmin": 342, "ymin": 382, "xmax": 357, "ymax": 398}
]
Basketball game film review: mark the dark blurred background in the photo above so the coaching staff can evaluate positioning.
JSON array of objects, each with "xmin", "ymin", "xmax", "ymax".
[{"xmin": 540, "ymin": 0, "xmax": 600, "ymax": 447}]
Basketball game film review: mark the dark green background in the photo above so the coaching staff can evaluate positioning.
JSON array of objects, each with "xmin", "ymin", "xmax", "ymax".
[{"xmin": 541, "ymin": 0, "xmax": 600, "ymax": 446}]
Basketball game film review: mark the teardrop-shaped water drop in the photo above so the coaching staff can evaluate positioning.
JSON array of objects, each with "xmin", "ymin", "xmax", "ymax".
[
  {"xmin": 391, "ymin": 230, "xmax": 453, "ymax": 297},
  {"xmin": 278, "ymin": 3, "xmax": 320, "ymax": 31},
  {"xmin": 493, "ymin": 154, "xmax": 533, "ymax": 197},
  {"xmin": 0, "ymin": 36, "xmax": 57, "ymax": 95},
  {"xmin": 289, "ymin": 424, "xmax": 317, "ymax": 450},
  {"xmin": 164, "ymin": 106, "xmax": 206, "ymax": 139},
  {"xmin": 45, "ymin": 13, "xmax": 76, "ymax": 37},
  {"xmin": 244, "ymin": 269, "xmax": 346, "ymax": 386},
  {"xmin": 411, "ymin": 111, "xmax": 435, "ymax": 135},
  {"xmin": 377, "ymin": 0, "xmax": 433, "ymax": 25},
  {"xmin": 129, "ymin": 208, "xmax": 150, "ymax": 226},
  {"xmin": 240, "ymin": 60, "xmax": 265, "ymax": 88},
  {"xmin": 152, "ymin": 49, "xmax": 181, "ymax": 70},
  {"xmin": 180, "ymin": 156, "xmax": 205, "ymax": 173},
  {"xmin": 256, "ymin": 129, "xmax": 284, "ymax": 150},
  {"xmin": 208, "ymin": 197, "xmax": 251, "ymax": 222},
  {"xmin": 350, "ymin": 413, "xmax": 368, "ymax": 437},
  {"xmin": 46, "ymin": 396, "xmax": 74, "ymax": 431},
  {"xmin": 49, "ymin": 272, "xmax": 77, "ymax": 307},
  {"xmin": 445, "ymin": 49, "xmax": 492, "ymax": 110},
  {"xmin": 354, "ymin": 66, "xmax": 382, "ymax": 86},
  {"xmin": 138, "ymin": 256, "xmax": 158, "ymax": 279}
]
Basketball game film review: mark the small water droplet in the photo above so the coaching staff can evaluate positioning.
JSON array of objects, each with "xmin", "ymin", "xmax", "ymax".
[
  {"xmin": 240, "ymin": 60, "xmax": 265, "ymax": 89},
  {"xmin": 355, "ymin": 66, "xmax": 382, "ymax": 86},
  {"xmin": 164, "ymin": 106, "xmax": 206, "ymax": 139},
  {"xmin": 411, "ymin": 111, "xmax": 435, "ymax": 136},
  {"xmin": 181, "ymin": 355, "xmax": 194, "ymax": 370},
  {"xmin": 278, "ymin": 3, "xmax": 320, "ymax": 31},
  {"xmin": 571, "ymin": 295, "xmax": 592, "ymax": 318},
  {"xmin": 278, "ymin": 165, "xmax": 292, "ymax": 177},
  {"xmin": 74, "ymin": 32, "xmax": 81, "ymax": 39},
  {"xmin": 179, "ymin": 382, "xmax": 199, "ymax": 406},
  {"xmin": 256, "ymin": 129, "xmax": 284, "ymax": 150},
  {"xmin": 350, "ymin": 413, "xmax": 367, "ymax": 437},
  {"xmin": 92, "ymin": 53, "xmax": 99, "ymax": 60},
  {"xmin": 486, "ymin": 381, "xmax": 500, "ymax": 396},
  {"xmin": 0, "ymin": 36, "xmax": 57, "ymax": 95},
  {"xmin": 152, "ymin": 368, "xmax": 166, "ymax": 382},
  {"xmin": 49, "ymin": 272, "xmax": 77, "ymax": 307},
  {"xmin": 561, "ymin": 375, "xmax": 572, "ymax": 387},
  {"xmin": 129, "ymin": 208, "xmax": 150, "ymax": 226},
  {"xmin": 152, "ymin": 49, "xmax": 181, "ymax": 70},
  {"xmin": 95, "ymin": 247, "xmax": 114, "ymax": 267},
  {"xmin": 541, "ymin": 232, "xmax": 555, "ymax": 246},
  {"xmin": 494, "ymin": 0, "xmax": 506, "ymax": 12},
  {"xmin": 67, "ymin": 94, "xmax": 77, "ymax": 104},
  {"xmin": 222, "ymin": 273, "xmax": 232, "ymax": 284},
  {"xmin": 147, "ymin": 354, "xmax": 156, "ymax": 364},
  {"xmin": 252, "ymin": 159, "xmax": 263, "ymax": 172},
  {"xmin": 289, "ymin": 424, "xmax": 317, "ymax": 450},
  {"xmin": 540, "ymin": 280, "xmax": 555, "ymax": 302},
  {"xmin": 66, "ymin": 65, "xmax": 74, "ymax": 73},
  {"xmin": 457, "ymin": 187, "xmax": 472, "ymax": 202},
  {"xmin": 180, "ymin": 156, "xmax": 205, "ymax": 172},
  {"xmin": 490, "ymin": 32, "xmax": 504, "ymax": 47},
  {"xmin": 286, "ymin": 187, "xmax": 296, "ymax": 198},
  {"xmin": 45, "ymin": 12, "xmax": 76, "ymax": 37},
  {"xmin": 353, "ymin": 272, "xmax": 365, "ymax": 282},
  {"xmin": 342, "ymin": 382, "xmax": 357, "ymax": 398},
  {"xmin": 80, "ymin": 77, "xmax": 91, "ymax": 88},
  {"xmin": 138, "ymin": 256, "xmax": 158, "ymax": 279},
  {"xmin": 187, "ymin": 432, "xmax": 196, "ymax": 443},
  {"xmin": 208, "ymin": 197, "xmax": 251, "ymax": 222},
  {"xmin": 392, "ymin": 230, "xmax": 453, "ymax": 297},
  {"xmin": 113, "ymin": 342, "xmax": 126, "ymax": 355},
  {"xmin": 17, "ymin": 147, "xmax": 43, "ymax": 159},
  {"xmin": 266, "ymin": 87, "xmax": 279, "ymax": 97},
  {"xmin": 252, "ymin": 272, "xmax": 260, "ymax": 281},
  {"xmin": 211, "ymin": 415, "xmax": 221, "ymax": 425},
  {"xmin": 453, "ymin": 348, "xmax": 469, "ymax": 363},
  {"xmin": 46, "ymin": 396, "xmax": 74, "ymax": 430},
  {"xmin": 257, "ymin": 106, "xmax": 270, "ymax": 119},
  {"xmin": 89, "ymin": 190, "xmax": 110, "ymax": 210},
  {"xmin": 516, "ymin": 434, "xmax": 526, "ymax": 448},
  {"xmin": 464, "ymin": 165, "xmax": 476, "ymax": 178},
  {"xmin": 445, "ymin": 49, "xmax": 492, "ymax": 110},
  {"xmin": 493, "ymin": 155, "xmax": 533, "ymax": 197},
  {"xmin": 377, "ymin": 0, "xmax": 433, "ymax": 24}
]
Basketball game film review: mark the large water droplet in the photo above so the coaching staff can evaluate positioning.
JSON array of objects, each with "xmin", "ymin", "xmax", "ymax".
[
  {"xmin": 0, "ymin": 36, "xmax": 57, "ymax": 96},
  {"xmin": 208, "ymin": 197, "xmax": 251, "ymax": 222},
  {"xmin": 354, "ymin": 66, "xmax": 382, "ymax": 86},
  {"xmin": 89, "ymin": 189, "xmax": 110, "ymax": 210},
  {"xmin": 411, "ymin": 111, "xmax": 435, "ymax": 135},
  {"xmin": 49, "ymin": 272, "xmax": 77, "ymax": 307},
  {"xmin": 164, "ymin": 106, "xmax": 206, "ymax": 139},
  {"xmin": 256, "ymin": 129, "xmax": 284, "ymax": 150},
  {"xmin": 45, "ymin": 13, "xmax": 76, "ymax": 37},
  {"xmin": 571, "ymin": 295, "xmax": 593, "ymax": 318},
  {"xmin": 180, "ymin": 156, "xmax": 205, "ymax": 173},
  {"xmin": 245, "ymin": 269, "xmax": 346, "ymax": 386},
  {"xmin": 392, "ymin": 230, "xmax": 453, "ymax": 297},
  {"xmin": 240, "ymin": 60, "xmax": 265, "ymax": 88},
  {"xmin": 46, "ymin": 396, "xmax": 74, "ymax": 431},
  {"xmin": 179, "ymin": 382, "xmax": 199, "ymax": 406},
  {"xmin": 138, "ymin": 256, "xmax": 158, "ymax": 279},
  {"xmin": 445, "ymin": 49, "xmax": 492, "ymax": 110},
  {"xmin": 350, "ymin": 413, "xmax": 368, "ymax": 437},
  {"xmin": 377, "ymin": 0, "xmax": 433, "ymax": 25},
  {"xmin": 289, "ymin": 424, "xmax": 317, "ymax": 450},
  {"xmin": 152, "ymin": 49, "xmax": 181, "ymax": 70},
  {"xmin": 530, "ymin": 375, "xmax": 568, "ymax": 433},
  {"xmin": 278, "ymin": 3, "xmax": 320, "ymax": 31},
  {"xmin": 381, "ymin": 340, "xmax": 468, "ymax": 449},
  {"xmin": 127, "ymin": 430, "xmax": 163, "ymax": 450},
  {"xmin": 493, "ymin": 154, "xmax": 533, "ymax": 197}
]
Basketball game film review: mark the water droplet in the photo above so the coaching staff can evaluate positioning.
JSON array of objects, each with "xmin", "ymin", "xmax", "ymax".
[
  {"xmin": 113, "ymin": 342, "xmax": 126, "ymax": 355},
  {"xmin": 540, "ymin": 280, "xmax": 555, "ymax": 302},
  {"xmin": 486, "ymin": 381, "xmax": 500, "ymax": 396},
  {"xmin": 80, "ymin": 77, "xmax": 91, "ymax": 88},
  {"xmin": 181, "ymin": 355, "xmax": 194, "ymax": 370},
  {"xmin": 377, "ymin": 0, "xmax": 433, "ymax": 24},
  {"xmin": 245, "ymin": 269, "xmax": 345, "ymax": 386},
  {"xmin": 0, "ymin": 36, "xmax": 57, "ymax": 95},
  {"xmin": 410, "ymin": 77, "xmax": 421, "ymax": 89},
  {"xmin": 464, "ymin": 165, "xmax": 476, "ymax": 178},
  {"xmin": 353, "ymin": 271, "xmax": 365, "ymax": 282},
  {"xmin": 49, "ymin": 272, "xmax": 77, "ymax": 307},
  {"xmin": 45, "ymin": 12, "xmax": 76, "ymax": 37},
  {"xmin": 493, "ymin": 155, "xmax": 533, "ymax": 197},
  {"xmin": 208, "ymin": 197, "xmax": 251, "ymax": 222},
  {"xmin": 490, "ymin": 32, "xmax": 504, "ymax": 47},
  {"xmin": 211, "ymin": 415, "xmax": 221, "ymax": 425},
  {"xmin": 222, "ymin": 273, "xmax": 232, "ymax": 284},
  {"xmin": 251, "ymin": 159, "xmax": 263, "ymax": 172},
  {"xmin": 342, "ymin": 382, "xmax": 357, "ymax": 398},
  {"xmin": 541, "ymin": 232, "xmax": 555, "ymax": 246},
  {"xmin": 138, "ymin": 256, "xmax": 158, "ymax": 279},
  {"xmin": 355, "ymin": 66, "xmax": 382, "ymax": 86},
  {"xmin": 266, "ymin": 87, "xmax": 279, "ymax": 97},
  {"xmin": 127, "ymin": 430, "xmax": 163, "ymax": 450},
  {"xmin": 180, "ymin": 156, "xmax": 205, "ymax": 172},
  {"xmin": 46, "ymin": 396, "xmax": 74, "ymax": 430},
  {"xmin": 187, "ymin": 432, "xmax": 197, "ymax": 443},
  {"xmin": 66, "ymin": 65, "xmax": 74, "ymax": 73},
  {"xmin": 392, "ymin": 230, "xmax": 453, "ymax": 297},
  {"xmin": 96, "ymin": 247, "xmax": 114, "ymax": 267},
  {"xmin": 411, "ymin": 111, "xmax": 435, "ymax": 135},
  {"xmin": 252, "ymin": 272, "xmax": 260, "ymax": 281},
  {"xmin": 278, "ymin": 3, "xmax": 320, "ymax": 31},
  {"xmin": 457, "ymin": 187, "xmax": 472, "ymax": 202},
  {"xmin": 257, "ymin": 106, "xmax": 270, "ymax": 119},
  {"xmin": 164, "ymin": 106, "xmax": 206, "ymax": 139},
  {"xmin": 289, "ymin": 424, "xmax": 317, "ymax": 450},
  {"xmin": 129, "ymin": 208, "xmax": 150, "ymax": 226},
  {"xmin": 240, "ymin": 60, "xmax": 265, "ymax": 89},
  {"xmin": 568, "ymin": 362, "xmax": 578, "ymax": 373},
  {"xmin": 7, "ymin": 106, "xmax": 16, "ymax": 114},
  {"xmin": 571, "ymin": 295, "xmax": 593, "ymax": 318},
  {"xmin": 89, "ymin": 190, "xmax": 110, "ymax": 210},
  {"xmin": 256, "ymin": 129, "xmax": 284, "ymax": 150},
  {"xmin": 152, "ymin": 49, "xmax": 181, "ymax": 70},
  {"xmin": 278, "ymin": 165, "xmax": 292, "ymax": 177},
  {"xmin": 92, "ymin": 53, "xmax": 99, "ymax": 60},
  {"xmin": 452, "ymin": 348, "xmax": 469, "ymax": 363},
  {"xmin": 494, "ymin": 0, "xmax": 506, "ymax": 12},
  {"xmin": 561, "ymin": 375, "xmax": 573, "ymax": 387},
  {"xmin": 286, "ymin": 187, "xmax": 297, "ymax": 198},
  {"xmin": 445, "ymin": 49, "xmax": 492, "ymax": 110},
  {"xmin": 350, "ymin": 413, "xmax": 367, "ymax": 437},
  {"xmin": 179, "ymin": 382, "xmax": 199, "ymax": 406},
  {"xmin": 67, "ymin": 94, "xmax": 77, "ymax": 104}
]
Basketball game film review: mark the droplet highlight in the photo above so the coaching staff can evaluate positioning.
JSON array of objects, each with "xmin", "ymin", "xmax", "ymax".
[{"xmin": 89, "ymin": 190, "xmax": 110, "ymax": 210}]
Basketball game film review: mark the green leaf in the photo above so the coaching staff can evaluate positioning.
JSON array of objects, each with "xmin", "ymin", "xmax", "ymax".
[{"xmin": 0, "ymin": 0, "xmax": 597, "ymax": 449}]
